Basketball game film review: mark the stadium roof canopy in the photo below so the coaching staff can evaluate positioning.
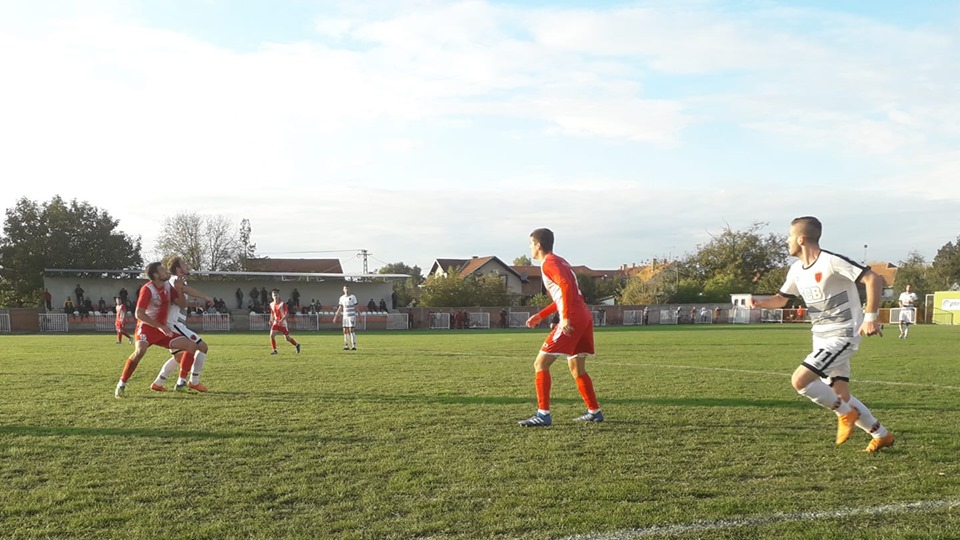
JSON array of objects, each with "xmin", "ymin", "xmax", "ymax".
[{"xmin": 43, "ymin": 268, "xmax": 410, "ymax": 282}]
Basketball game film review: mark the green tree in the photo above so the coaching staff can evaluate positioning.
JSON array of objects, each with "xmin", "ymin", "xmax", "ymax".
[
  {"xmin": 619, "ymin": 275, "xmax": 660, "ymax": 304},
  {"xmin": 513, "ymin": 255, "xmax": 532, "ymax": 266},
  {"xmin": 930, "ymin": 236, "xmax": 960, "ymax": 290},
  {"xmin": 419, "ymin": 268, "xmax": 515, "ymax": 307},
  {"xmin": 0, "ymin": 196, "xmax": 142, "ymax": 307},
  {"xmin": 894, "ymin": 251, "xmax": 931, "ymax": 297},
  {"xmin": 378, "ymin": 262, "xmax": 424, "ymax": 308}
]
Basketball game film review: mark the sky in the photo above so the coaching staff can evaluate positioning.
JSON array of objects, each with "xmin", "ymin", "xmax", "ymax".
[{"xmin": 1, "ymin": 0, "xmax": 958, "ymax": 275}]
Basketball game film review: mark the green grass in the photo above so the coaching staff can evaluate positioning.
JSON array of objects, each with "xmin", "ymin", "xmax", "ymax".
[{"xmin": 2, "ymin": 325, "xmax": 959, "ymax": 539}]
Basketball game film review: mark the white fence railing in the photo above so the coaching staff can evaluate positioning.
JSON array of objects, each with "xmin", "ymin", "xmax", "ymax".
[
  {"xmin": 509, "ymin": 312, "xmax": 530, "ymax": 328},
  {"xmin": 202, "ymin": 314, "xmax": 231, "ymax": 332}
]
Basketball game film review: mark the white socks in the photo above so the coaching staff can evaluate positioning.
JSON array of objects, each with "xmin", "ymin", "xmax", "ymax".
[
  {"xmin": 798, "ymin": 380, "xmax": 852, "ymax": 415},
  {"xmin": 191, "ymin": 352, "xmax": 206, "ymax": 385},
  {"xmin": 847, "ymin": 394, "xmax": 889, "ymax": 438},
  {"xmin": 153, "ymin": 357, "xmax": 179, "ymax": 387}
]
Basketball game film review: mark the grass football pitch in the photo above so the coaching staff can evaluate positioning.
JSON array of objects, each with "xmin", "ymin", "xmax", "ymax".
[{"xmin": 2, "ymin": 325, "xmax": 959, "ymax": 539}]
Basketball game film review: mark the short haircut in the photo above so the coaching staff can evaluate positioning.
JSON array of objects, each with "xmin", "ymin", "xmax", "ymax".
[
  {"xmin": 791, "ymin": 216, "xmax": 822, "ymax": 242},
  {"xmin": 272, "ymin": 289, "xmax": 280, "ymax": 295},
  {"xmin": 146, "ymin": 262, "xmax": 163, "ymax": 280},
  {"xmin": 530, "ymin": 228, "xmax": 554, "ymax": 253},
  {"xmin": 167, "ymin": 255, "xmax": 185, "ymax": 274}
]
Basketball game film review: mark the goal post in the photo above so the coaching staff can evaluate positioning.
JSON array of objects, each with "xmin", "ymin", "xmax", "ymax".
[
  {"xmin": 430, "ymin": 312, "xmax": 451, "ymax": 330},
  {"xmin": 623, "ymin": 310, "xmax": 644, "ymax": 326},
  {"xmin": 469, "ymin": 312, "xmax": 490, "ymax": 329},
  {"xmin": 387, "ymin": 313, "xmax": 409, "ymax": 330},
  {"xmin": 659, "ymin": 309, "xmax": 678, "ymax": 325},
  {"xmin": 508, "ymin": 312, "xmax": 529, "ymax": 328}
]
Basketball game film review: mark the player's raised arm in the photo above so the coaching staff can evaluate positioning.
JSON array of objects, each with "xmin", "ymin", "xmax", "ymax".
[{"xmin": 751, "ymin": 294, "xmax": 789, "ymax": 310}]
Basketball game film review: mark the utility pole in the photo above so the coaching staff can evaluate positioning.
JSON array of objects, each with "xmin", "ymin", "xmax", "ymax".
[{"xmin": 359, "ymin": 249, "xmax": 369, "ymax": 274}]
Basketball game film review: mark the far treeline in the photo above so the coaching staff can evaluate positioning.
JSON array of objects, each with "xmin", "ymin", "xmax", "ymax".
[{"xmin": 2, "ymin": 196, "xmax": 959, "ymax": 309}]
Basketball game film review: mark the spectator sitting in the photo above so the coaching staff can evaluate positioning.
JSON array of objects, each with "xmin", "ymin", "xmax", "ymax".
[
  {"xmin": 378, "ymin": 298, "xmax": 388, "ymax": 312},
  {"xmin": 367, "ymin": 298, "xmax": 377, "ymax": 312}
]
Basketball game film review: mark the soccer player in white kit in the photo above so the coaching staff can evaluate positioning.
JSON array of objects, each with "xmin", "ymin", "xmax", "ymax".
[
  {"xmin": 752, "ymin": 217, "xmax": 894, "ymax": 453},
  {"xmin": 150, "ymin": 256, "xmax": 215, "ymax": 393},
  {"xmin": 898, "ymin": 284, "xmax": 918, "ymax": 339},
  {"xmin": 332, "ymin": 285, "xmax": 359, "ymax": 350}
]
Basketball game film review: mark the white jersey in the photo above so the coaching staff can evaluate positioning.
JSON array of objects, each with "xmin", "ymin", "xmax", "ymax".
[
  {"xmin": 338, "ymin": 294, "xmax": 358, "ymax": 318},
  {"xmin": 166, "ymin": 275, "xmax": 187, "ymax": 326},
  {"xmin": 898, "ymin": 291, "xmax": 918, "ymax": 307},
  {"xmin": 779, "ymin": 250, "xmax": 867, "ymax": 341}
]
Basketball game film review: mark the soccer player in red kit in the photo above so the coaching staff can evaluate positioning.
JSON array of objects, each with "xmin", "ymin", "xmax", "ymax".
[
  {"xmin": 114, "ymin": 262, "xmax": 199, "ymax": 398},
  {"xmin": 114, "ymin": 297, "xmax": 133, "ymax": 345},
  {"xmin": 518, "ymin": 228, "xmax": 603, "ymax": 426},
  {"xmin": 269, "ymin": 289, "xmax": 301, "ymax": 355}
]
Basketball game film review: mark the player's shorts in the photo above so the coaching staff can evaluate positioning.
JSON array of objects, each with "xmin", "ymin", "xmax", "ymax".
[
  {"xmin": 169, "ymin": 322, "xmax": 203, "ymax": 353},
  {"xmin": 899, "ymin": 307, "xmax": 916, "ymax": 324},
  {"xmin": 342, "ymin": 315, "xmax": 356, "ymax": 329},
  {"xmin": 271, "ymin": 324, "xmax": 290, "ymax": 336},
  {"xmin": 115, "ymin": 322, "xmax": 125, "ymax": 331},
  {"xmin": 540, "ymin": 317, "xmax": 595, "ymax": 358},
  {"xmin": 135, "ymin": 324, "xmax": 176, "ymax": 349},
  {"xmin": 802, "ymin": 334, "xmax": 859, "ymax": 383}
]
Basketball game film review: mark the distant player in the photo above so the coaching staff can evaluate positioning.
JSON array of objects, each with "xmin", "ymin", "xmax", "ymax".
[
  {"xmin": 114, "ymin": 297, "xmax": 133, "ymax": 345},
  {"xmin": 269, "ymin": 289, "xmax": 301, "ymax": 355},
  {"xmin": 332, "ymin": 285, "xmax": 359, "ymax": 350},
  {"xmin": 751, "ymin": 216, "xmax": 893, "ymax": 453},
  {"xmin": 518, "ymin": 228, "xmax": 603, "ymax": 427},
  {"xmin": 150, "ymin": 256, "xmax": 215, "ymax": 393},
  {"xmin": 114, "ymin": 262, "xmax": 199, "ymax": 398},
  {"xmin": 898, "ymin": 284, "xmax": 918, "ymax": 339}
]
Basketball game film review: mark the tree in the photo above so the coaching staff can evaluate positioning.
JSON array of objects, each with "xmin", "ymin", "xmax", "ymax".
[
  {"xmin": 378, "ymin": 262, "xmax": 424, "ymax": 308},
  {"xmin": 894, "ymin": 251, "xmax": 932, "ymax": 298},
  {"xmin": 930, "ymin": 236, "xmax": 960, "ymax": 290},
  {"xmin": 0, "ymin": 196, "xmax": 142, "ymax": 307},
  {"xmin": 154, "ymin": 212, "xmax": 251, "ymax": 271},
  {"xmin": 418, "ymin": 267, "xmax": 516, "ymax": 307},
  {"xmin": 683, "ymin": 222, "xmax": 787, "ymax": 289},
  {"xmin": 513, "ymin": 255, "xmax": 532, "ymax": 266}
]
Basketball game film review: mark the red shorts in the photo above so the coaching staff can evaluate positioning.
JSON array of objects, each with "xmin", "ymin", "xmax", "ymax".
[
  {"xmin": 271, "ymin": 324, "xmax": 290, "ymax": 336},
  {"xmin": 135, "ymin": 324, "xmax": 175, "ymax": 349},
  {"xmin": 115, "ymin": 322, "xmax": 124, "ymax": 331},
  {"xmin": 541, "ymin": 316, "xmax": 595, "ymax": 357}
]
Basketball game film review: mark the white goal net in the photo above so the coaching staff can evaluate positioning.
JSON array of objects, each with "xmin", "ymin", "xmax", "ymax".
[
  {"xmin": 623, "ymin": 310, "xmax": 645, "ymax": 326},
  {"xmin": 508, "ymin": 312, "xmax": 529, "ymax": 328},
  {"xmin": 591, "ymin": 311, "xmax": 606, "ymax": 327},
  {"xmin": 430, "ymin": 312, "xmax": 451, "ymax": 330},
  {"xmin": 0, "ymin": 314, "xmax": 10, "ymax": 333},
  {"xmin": 39, "ymin": 313, "xmax": 68, "ymax": 332},
  {"xmin": 387, "ymin": 313, "xmax": 409, "ymax": 330},
  {"xmin": 732, "ymin": 307, "xmax": 752, "ymax": 324},
  {"xmin": 659, "ymin": 309, "xmax": 678, "ymax": 325},
  {"xmin": 890, "ymin": 307, "xmax": 916, "ymax": 324},
  {"xmin": 469, "ymin": 312, "xmax": 490, "ymax": 329}
]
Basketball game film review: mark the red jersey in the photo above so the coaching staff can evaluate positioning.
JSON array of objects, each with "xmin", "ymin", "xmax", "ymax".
[
  {"xmin": 536, "ymin": 253, "xmax": 590, "ymax": 322},
  {"xmin": 270, "ymin": 301, "xmax": 288, "ymax": 328},
  {"xmin": 135, "ymin": 280, "xmax": 173, "ymax": 332},
  {"xmin": 115, "ymin": 305, "xmax": 126, "ymax": 327}
]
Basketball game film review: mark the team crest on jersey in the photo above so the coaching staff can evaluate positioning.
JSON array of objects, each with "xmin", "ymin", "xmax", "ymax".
[{"xmin": 814, "ymin": 272, "xmax": 823, "ymax": 283}]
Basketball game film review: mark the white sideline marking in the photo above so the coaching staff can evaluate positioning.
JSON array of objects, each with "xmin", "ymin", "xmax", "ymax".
[
  {"xmin": 559, "ymin": 499, "xmax": 960, "ymax": 540},
  {"xmin": 601, "ymin": 362, "xmax": 960, "ymax": 391}
]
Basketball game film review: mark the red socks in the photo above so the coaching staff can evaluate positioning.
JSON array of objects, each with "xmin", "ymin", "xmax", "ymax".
[
  {"xmin": 535, "ymin": 370, "xmax": 551, "ymax": 411},
  {"xmin": 576, "ymin": 374, "xmax": 600, "ymax": 411}
]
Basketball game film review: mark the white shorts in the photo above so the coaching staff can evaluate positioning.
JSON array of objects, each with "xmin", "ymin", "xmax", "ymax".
[
  {"xmin": 802, "ymin": 335, "xmax": 858, "ymax": 382},
  {"xmin": 342, "ymin": 315, "xmax": 356, "ymax": 329},
  {"xmin": 899, "ymin": 307, "xmax": 916, "ymax": 324},
  {"xmin": 169, "ymin": 322, "xmax": 202, "ymax": 352}
]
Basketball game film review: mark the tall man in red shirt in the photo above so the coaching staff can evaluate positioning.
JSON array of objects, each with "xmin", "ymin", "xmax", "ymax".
[
  {"xmin": 518, "ymin": 228, "xmax": 603, "ymax": 426},
  {"xmin": 114, "ymin": 262, "xmax": 199, "ymax": 398}
]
